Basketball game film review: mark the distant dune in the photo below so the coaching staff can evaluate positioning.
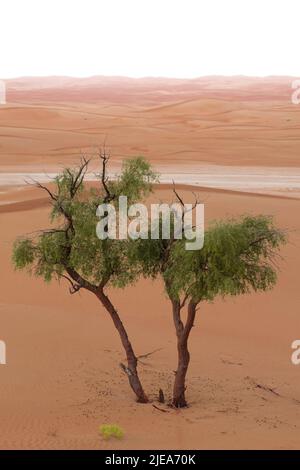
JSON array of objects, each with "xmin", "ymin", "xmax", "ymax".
[
  {"xmin": 5, "ymin": 75, "xmax": 297, "ymax": 103},
  {"xmin": 0, "ymin": 75, "xmax": 300, "ymax": 170}
]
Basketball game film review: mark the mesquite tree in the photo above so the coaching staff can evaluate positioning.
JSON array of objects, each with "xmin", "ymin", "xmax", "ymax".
[
  {"xmin": 12, "ymin": 153, "xmax": 157, "ymax": 403},
  {"xmin": 132, "ymin": 211, "xmax": 286, "ymax": 407}
]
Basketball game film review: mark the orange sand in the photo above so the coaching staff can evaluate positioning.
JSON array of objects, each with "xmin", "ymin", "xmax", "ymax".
[{"xmin": 0, "ymin": 77, "xmax": 300, "ymax": 449}]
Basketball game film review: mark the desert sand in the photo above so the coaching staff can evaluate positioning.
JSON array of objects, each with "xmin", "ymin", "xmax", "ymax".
[
  {"xmin": 1, "ymin": 75, "xmax": 300, "ymax": 171},
  {"xmin": 0, "ymin": 77, "xmax": 300, "ymax": 449}
]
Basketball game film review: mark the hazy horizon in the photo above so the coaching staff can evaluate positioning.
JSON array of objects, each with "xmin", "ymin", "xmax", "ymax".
[{"xmin": 3, "ymin": 74, "xmax": 299, "ymax": 81}]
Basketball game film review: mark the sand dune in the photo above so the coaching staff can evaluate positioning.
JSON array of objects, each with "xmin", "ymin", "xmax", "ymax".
[
  {"xmin": 1, "ymin": 76, "xmax": 300, "ymax": 169},
  {"xmin": 0, "ymin": 76, "xmax": 300, "ymax": 449},
  {"xmin": 0, "ymin": 184, "xmax": 300, "ymax": 449}
]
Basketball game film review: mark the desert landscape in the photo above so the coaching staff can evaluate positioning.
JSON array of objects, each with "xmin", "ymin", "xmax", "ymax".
[{"xmin": 0, "ymin": 76, "xmax": 300, "ymax": 449}]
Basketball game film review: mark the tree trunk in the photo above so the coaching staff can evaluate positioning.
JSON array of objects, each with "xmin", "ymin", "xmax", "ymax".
[
  {"xmin": 172, "ymin": 300, "xmax": 197, "ymax": 408},
  {"xmin": 96, "ymin": 289, "xmax": 148, "ymax": 404},
  {"xmin": 173, "ymin": 337, "xmax": 189, "ymax": 407}
]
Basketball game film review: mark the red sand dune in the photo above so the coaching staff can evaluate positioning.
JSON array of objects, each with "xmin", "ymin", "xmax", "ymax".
[
  {"xmin": 0, "ymin": 76, "xmax": 300, "ymax": 169},
  {"xmin": 0, "ymin": 77, "xmax": 300, "ymax": 449}
]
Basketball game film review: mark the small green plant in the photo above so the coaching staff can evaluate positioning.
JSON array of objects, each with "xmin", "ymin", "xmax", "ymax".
[{"xmin": 99, "ymin": 424, "xmax": 124, "ymax": 440}]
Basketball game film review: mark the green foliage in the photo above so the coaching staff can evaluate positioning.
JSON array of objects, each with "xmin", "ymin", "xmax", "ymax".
[
  {"xmin": 127, "ymin": 214, "xmax": 178, "ymax": 279},
  {"xmin": 50, "ymin": 168, "xmax": 85, "ymax": 221},
  {"xmin": 12, "ymin": 239, "xmax": 35, "ymax": 269},
  {"xmin": 110, "ymin": 157, "xmax": 159, "ymax": 206},
  {"xmin": 131, "ymin": 214, "xmax": 286, "ymax": 303},
  {"xmin": 165, "ymin": 215, "xmax": 286, "ymax": 302},
  {"xmin": 12, "ymin": 157, "xmax": 156, "ymax": 289},
  {"xmin": 99, "ymin": 424, "xmax": 124, "ymax": 440},
  {"xmin": 12, "ymin": 154, "xmax": 285, "ymax": 310}
]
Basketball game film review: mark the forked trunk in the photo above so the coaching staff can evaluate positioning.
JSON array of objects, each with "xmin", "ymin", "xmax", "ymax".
[
  {"xmin": 172, "ymin": 300, "xmax": 197, "ymax": 408},
  {"xmin": 95, "ymin": 289, "xmax": 148, "ymax": 403}
]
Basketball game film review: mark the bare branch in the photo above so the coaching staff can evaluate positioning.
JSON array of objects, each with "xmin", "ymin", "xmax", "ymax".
[
  {"xmin": 99, "ymin": 148, "xmax": 115, "ymax": 203},
  {"xmin": 30, "ymin": 179, "xmax": 58, "ymax": 202},
  {"xmin": 172, "ymin": 180, "xmax": 185, "ymax": 208},
  {"xmin": 64, "ymin": 266, "xmax": 96, "ymax": 293},
  {"xmin": 180, "ymin": 293, "xmax": 189, "ymax": 309},
  {"xmin": 71, "ymin": 156, "xmax": 90, "ymax": 197},
  {"xmin": 152, "ymin": 404, "xmax": 169, "ymax": 413},
  {"xmin": 59, "ymin": 274, "xmax": 82, "ymax": 294},
  {"xmin": 137, "ymin": 348, "xmax": 163, "ymax": 361}
]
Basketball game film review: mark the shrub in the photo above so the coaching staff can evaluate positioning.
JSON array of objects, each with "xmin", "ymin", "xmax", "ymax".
[{"xmin": 99, "ymin": 424, "xmax": 124, "ymax": 440}]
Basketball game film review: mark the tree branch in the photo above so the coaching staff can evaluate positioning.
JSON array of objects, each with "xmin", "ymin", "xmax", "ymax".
[{"xmin": 99, "ymin": 148, "xmax": 115, "ymax": 203}]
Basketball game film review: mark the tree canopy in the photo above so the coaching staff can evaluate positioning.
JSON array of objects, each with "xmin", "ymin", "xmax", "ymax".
[
  {"xmin": 13, "ymin": 155, "xmax": 158, "ymax": 291},
  {"xmin": 131, "ymin": 214, "xmax": 286, "ymax": 303}
]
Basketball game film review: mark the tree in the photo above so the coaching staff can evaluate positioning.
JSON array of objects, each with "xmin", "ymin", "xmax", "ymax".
[
  {"xmin": 132, "ymin": 208, "xmax": 286, "ymax": 407},
  {"xmin": 12, "ymin": 155, "xmax": 287, "ymax": 408},
  {"xmin": 12, "ymin": 153, "xmax": 157, "ymax": 403}
]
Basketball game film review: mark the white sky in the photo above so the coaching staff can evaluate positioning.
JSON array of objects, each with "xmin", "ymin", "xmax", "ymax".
[{"xmin": 1, "ymin": 0, "xmax": 299, "ymax": 78}]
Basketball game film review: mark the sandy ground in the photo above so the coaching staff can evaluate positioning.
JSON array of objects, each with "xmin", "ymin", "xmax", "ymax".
[
  {"xmin": 0, "ymin": 184, "xmax": 300, "ymax": 450},
  {"xmin": 2, "ymin": 166, "xmax": 300, "ymax": 197},
  {"xmin": 0, "ymin": 76, "xmax": 300, "ymax": 449}
]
